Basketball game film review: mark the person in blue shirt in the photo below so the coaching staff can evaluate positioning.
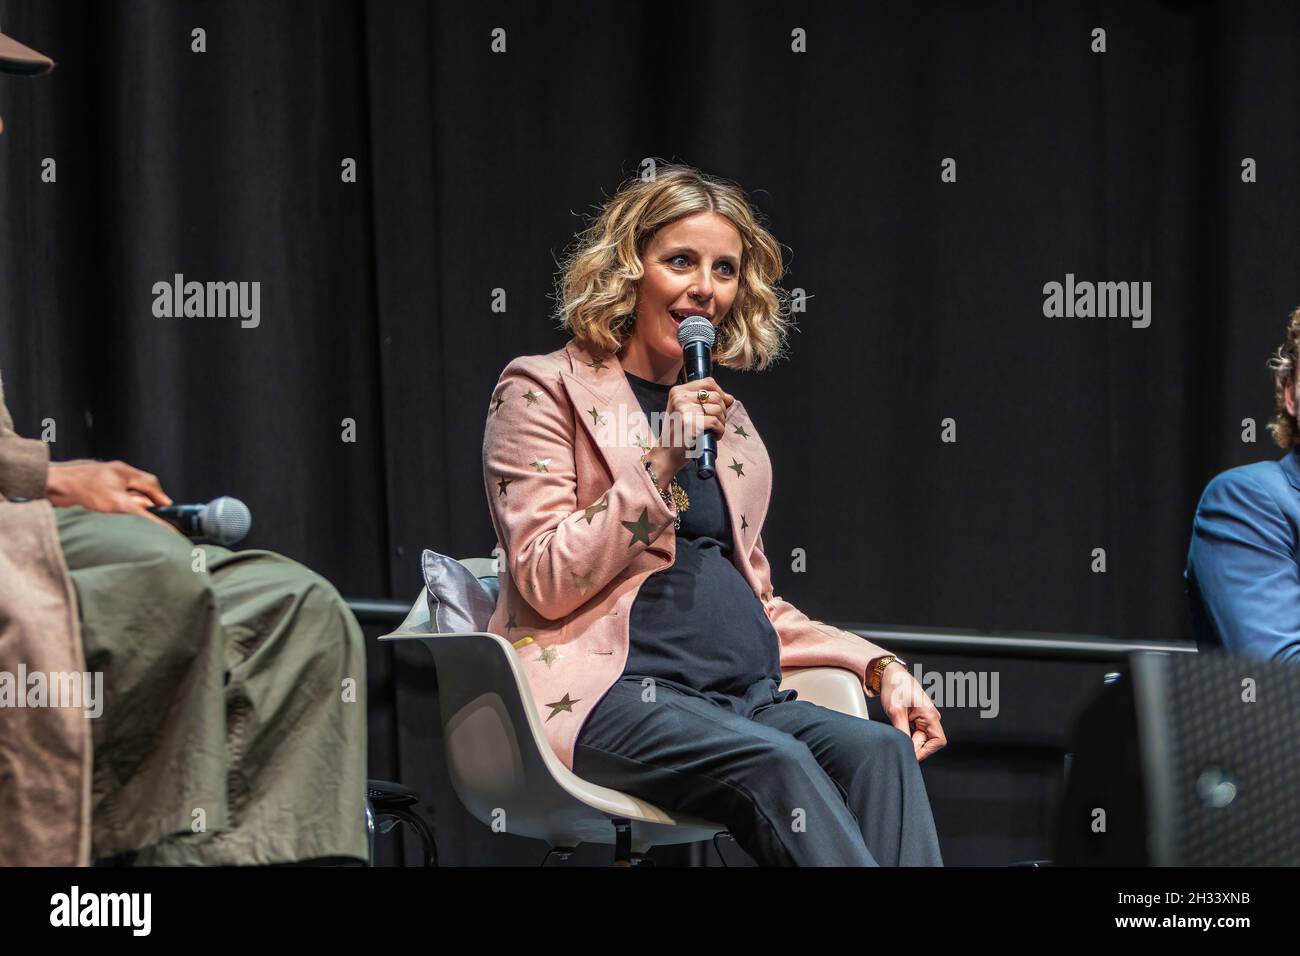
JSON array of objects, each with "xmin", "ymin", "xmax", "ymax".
[{"xmin": 1186, "ymin": 307, "xmax": 1300, "ymax": 663}]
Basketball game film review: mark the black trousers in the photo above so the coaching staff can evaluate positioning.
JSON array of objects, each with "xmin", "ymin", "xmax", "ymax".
[{"xmin": 573, "ymin": 675, "xmax": 944, "ymax": 866}]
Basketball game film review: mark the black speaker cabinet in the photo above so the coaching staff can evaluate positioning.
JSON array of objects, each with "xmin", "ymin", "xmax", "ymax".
[{"xmin": 1056, "ymin": 649, "xmax": 1300, "ymax": 866}]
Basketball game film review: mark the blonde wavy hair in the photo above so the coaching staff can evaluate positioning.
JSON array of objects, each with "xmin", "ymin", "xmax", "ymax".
[
  {"xmin": 1267, "ymin": 305, "xmax": 1300, "ymax": 448},
  {"xmin": 553, "ymin": 163, "xmax": 794, "ymax": 372}
]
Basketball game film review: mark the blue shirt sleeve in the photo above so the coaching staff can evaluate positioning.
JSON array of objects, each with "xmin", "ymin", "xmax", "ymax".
[{"xmin": 1187, "ymin": 467, "xmax": 1300, "ymax": 663}]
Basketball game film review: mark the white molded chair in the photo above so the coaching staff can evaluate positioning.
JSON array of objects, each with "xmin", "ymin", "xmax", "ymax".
[{"xmin": 380, "ymin": 557, "xmax": 871, "ymax": 864}]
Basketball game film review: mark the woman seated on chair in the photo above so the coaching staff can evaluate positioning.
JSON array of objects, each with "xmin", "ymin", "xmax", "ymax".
[{"xmin": 481, "ymin": 164, "xmax": 945, "ymax": 866}]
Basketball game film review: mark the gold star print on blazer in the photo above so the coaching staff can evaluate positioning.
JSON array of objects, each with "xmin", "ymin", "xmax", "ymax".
[{"xmin": 481, "ymin": 337, "xmax": 896, "ymax": 771}]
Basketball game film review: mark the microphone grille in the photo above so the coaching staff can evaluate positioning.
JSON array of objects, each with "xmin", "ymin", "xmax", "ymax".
[
  {"xmin": 676, "ymin": 316, "xmax": 716, "ymax": 348},
  {"xmin": 201, "ymin": 496, "xmax": 252, "ymax": 546}
]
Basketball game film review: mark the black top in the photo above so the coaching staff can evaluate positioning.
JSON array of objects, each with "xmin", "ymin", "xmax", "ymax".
[{"xmin": 620, "ymin": 370, "xmax": 796, "ymax": 713}]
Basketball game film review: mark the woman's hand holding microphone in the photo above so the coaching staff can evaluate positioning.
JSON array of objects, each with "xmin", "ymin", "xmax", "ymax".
[{"xmin": 642, "ymin": 376, "xmax": 735, "ymax": 491}]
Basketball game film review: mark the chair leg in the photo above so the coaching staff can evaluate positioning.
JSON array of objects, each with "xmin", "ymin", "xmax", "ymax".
[
  {"xmin": 612, "ymin": 818, "xmax": 632, "ymax": 866},
  {"xmin": 390, "ymin": 808, "xmax": 438, "ymax": 867},
  {"xmin": 364, "ymin": 798, "xmax": 376, "ymax": 866}
]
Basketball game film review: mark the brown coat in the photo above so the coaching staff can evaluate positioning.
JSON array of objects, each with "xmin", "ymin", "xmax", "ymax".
[
  {"xmin": 482, "ymin": 338, "xmax": 896, "ymax": 771},
  {"xmin": 0, "ymin": 371, "xmax": 91, "ymax": 866}
]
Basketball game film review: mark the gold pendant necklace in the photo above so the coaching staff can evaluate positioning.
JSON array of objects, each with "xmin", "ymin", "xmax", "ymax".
[{"xmin": 669, "ymin": 480, "xmax": 690, "ymax": 514}]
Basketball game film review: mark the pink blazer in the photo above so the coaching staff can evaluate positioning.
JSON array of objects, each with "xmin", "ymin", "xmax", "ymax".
[{"xmin": 482, "ymin": 337, "xmax": 895, "ymax": 770}]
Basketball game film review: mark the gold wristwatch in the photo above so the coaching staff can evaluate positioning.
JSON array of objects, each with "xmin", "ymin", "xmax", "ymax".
[{"xmin": 869, "ymin": 654, "xmax": 905, "ymax": 695}]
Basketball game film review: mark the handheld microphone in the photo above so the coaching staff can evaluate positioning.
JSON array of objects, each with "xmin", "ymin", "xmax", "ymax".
[
  {"xmin": 150, "ymin": 496, "xmax": 252, "ymax": 545},
  {"xmin": 676, "ymin": 315, "xmax": 719, "ymax": 480}
]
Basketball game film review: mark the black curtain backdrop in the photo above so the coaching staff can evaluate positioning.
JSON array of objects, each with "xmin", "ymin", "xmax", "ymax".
[{"xmin": 2, "ymin": 0, "xmax": 1297, "ymax": 864}]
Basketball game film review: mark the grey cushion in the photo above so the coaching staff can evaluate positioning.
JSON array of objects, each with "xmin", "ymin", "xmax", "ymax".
[{"xmin": 421, "ymin": 549, "xmax": 497, "ymax": 633}]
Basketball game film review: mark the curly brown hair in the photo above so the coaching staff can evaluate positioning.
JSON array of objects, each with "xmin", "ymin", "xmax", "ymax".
[
  {"xmin": 552, "ymin": 162, "xmax": 794, "ymax": 372},
  {"xmin": 1267, "ymin": 305, "xmax": 1300, "ymax": 448}
]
